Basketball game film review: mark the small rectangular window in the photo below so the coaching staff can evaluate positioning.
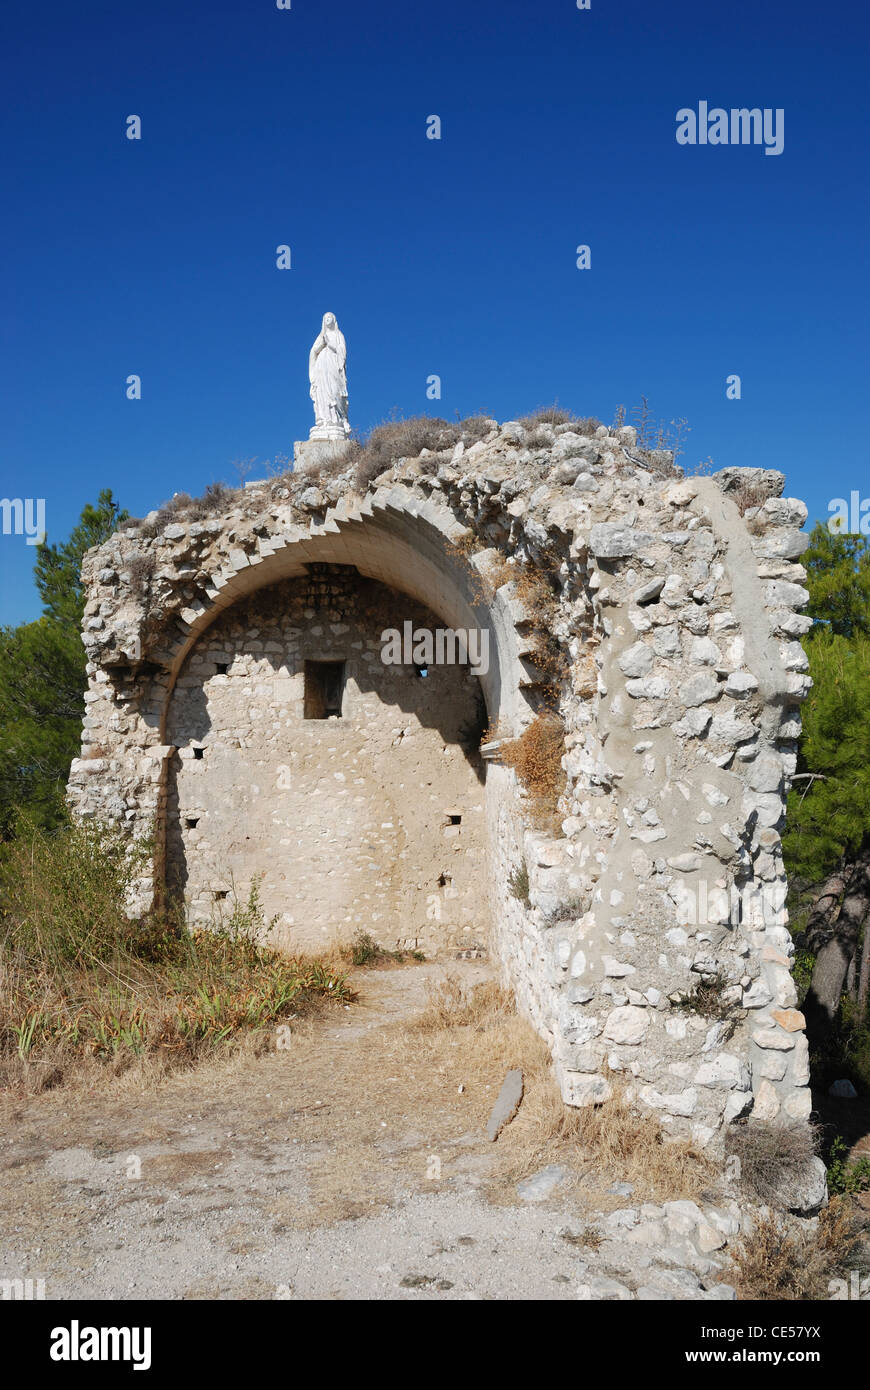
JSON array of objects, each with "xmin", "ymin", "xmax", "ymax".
[{"xmin": 304, "ymin": 660, "xmax": 346, "ymax": 719}]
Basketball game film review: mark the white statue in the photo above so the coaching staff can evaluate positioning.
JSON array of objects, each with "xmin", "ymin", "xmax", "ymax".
[{"xmin": 308, "ymin": 312, "xmax": 350, "ymax": 439}]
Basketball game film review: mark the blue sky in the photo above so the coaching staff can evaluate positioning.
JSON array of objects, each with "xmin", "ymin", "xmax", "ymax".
[{"xmin": 1, "ymin": 0, "xmax": 867, "ymax": 625}]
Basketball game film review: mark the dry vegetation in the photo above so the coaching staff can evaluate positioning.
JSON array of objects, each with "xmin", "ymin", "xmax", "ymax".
[
  {"xmin": 409, "ymin": 975, "xmax": 717, "ymax": 1201},
  {"xmin": 725, "ymin": 1118, "xmax": 819, "ymax": 1205},
  {"xmin": 733, "ymin": 484, "xmax": 771, "ymax": 518},
  {"xmin": 729, "ymin": 1201, "xmax": 864, "ymax": 1300},
  {"xmin": 152, "ymin": 482, "xmax": 240, "ymax": 528},
  {"xmin": 496, "ymin": 713, "xmax": 567, "ymax": 833},
  {"xmin": 342, "ymin": 929, "xmax": 425, "ymax": 968},
  {"xmin": 0, "ymin": 815, "xmax": 350, "ymax": 1094},
  {"xmin": 519, "ymin": 405, "xmax": 602, "ymax": 434},
  {"xmin": 673, "ymin": 972, "xmax": 736, "ymax": 1023},
  {"xmin": 350, "ymin": 414, "xmax": 492, "ymax": 493},
  {"xmin": 485, "ymin": 557, "xmax": 569, "ymax": 700}
]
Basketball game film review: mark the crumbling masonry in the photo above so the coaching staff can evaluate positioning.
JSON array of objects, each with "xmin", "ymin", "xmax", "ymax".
[{"xmin": 69, "ymin": 419, "xmax": 814, "ymax": 1151}]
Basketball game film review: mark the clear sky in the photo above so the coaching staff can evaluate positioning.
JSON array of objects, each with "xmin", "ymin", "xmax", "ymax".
[{"xmin": 1, "ymin": 0, "xmax": 867, "ymax": 625}]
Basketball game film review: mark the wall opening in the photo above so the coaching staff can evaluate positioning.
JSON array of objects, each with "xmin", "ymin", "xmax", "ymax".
[{"xmin": 304, "ymin": 659, "xmax": 346, "ymax": 719}]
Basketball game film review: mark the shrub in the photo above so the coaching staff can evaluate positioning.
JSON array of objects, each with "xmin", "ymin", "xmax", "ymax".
[
  {"xmin": 0, "ymin": 812, "xmax": 149, "ymax": 968},
  {"xmin": 519, "ymin": 405, "xmax": 578, "ymax": 429},
  {"xmin": 458, "ymin": 414, "xmax": 493, "ymax": 444},
  {"xmin": 518, "ymin": 407, "xmax": 605, "ymax": 437},
  {"xmin": 508, "ymin": 859, "xmax": 530, "ymax": 907},
  {"xmin": 350, "ymin": 930, "xmax": 381, "ymax": 966},
  {"xmin": 124, "ymin": 551, "xmax": 155, "ymax": 595},
  {"xmin": 627, "ymin": 396, "xmax": 690, "ymax": 462},
  {"xmin": 343, "ymin": 929, "xmax": 425, "ymax": 968},
  {"xmin": 734, "ymin": 485, "xmax": 770, "ymax": 518},
  {"xmin": 353, "ymin": 415, "xmax": 460, "ymax": 491},
  {"xmin": 499, "ymin": 714, "xmax": 567, "ymax": 830},
  {"xmin": 154, "ymin": 482, "xmax": 241, "ymax": 529},
  {"xmin": 728, "ymin": 1200, "xmax": 862, "ymax": 1300},
  {"xmin": 672, "ymin": 973, "xmax": 735, "ymax": 1022},
  {"xmin": 826, "ymin": 1136, "xmax": 870, "ymax": 1194},
  {"xmin": 417, "ymin": 449, "xmax": 451, "ymax": 476},
  {"xmin": 725, "ymin": 1118, "xmax": 819, "ymax": 1206},
  {"xmin": 154, "ymin": 493, "xmax": 193, "ymax": 528}
]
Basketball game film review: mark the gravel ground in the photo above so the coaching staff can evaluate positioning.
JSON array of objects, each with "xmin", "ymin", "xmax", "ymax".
[{"xmin": 0, "ymin": 963, "xmax": 739, "ymax": 1300}]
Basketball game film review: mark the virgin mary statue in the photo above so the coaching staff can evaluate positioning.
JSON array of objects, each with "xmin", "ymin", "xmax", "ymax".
[{"xmin": 308, "ymin": 312, "xmax": 351, "ymax": 439}]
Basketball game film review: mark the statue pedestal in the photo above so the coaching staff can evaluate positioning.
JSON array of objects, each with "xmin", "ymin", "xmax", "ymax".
[
  {"xmin": 293, "ymin": 438, "xmax": 354, "ymax": 474},
  {"xmin": 294, "ymin": 439, "xmax": 354, "ymax": 474}
]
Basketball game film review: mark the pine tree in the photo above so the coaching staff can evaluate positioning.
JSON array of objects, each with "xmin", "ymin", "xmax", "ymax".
[
  {"xmin": 0, "ymin": 490, "xmax": 126, "ymax": 830},
  {"xmin": 785, "ymin": 524, "xmax": 870, "ymax": 1037}
]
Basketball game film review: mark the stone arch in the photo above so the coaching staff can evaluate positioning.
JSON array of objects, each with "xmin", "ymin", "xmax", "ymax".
[
  {"xmin": 140, "ymin": 489, "xmax": 535, "ymax": 954},
  {"xmin": 151, "ymin": 489, "xmax": 529, "ymax": 743}
]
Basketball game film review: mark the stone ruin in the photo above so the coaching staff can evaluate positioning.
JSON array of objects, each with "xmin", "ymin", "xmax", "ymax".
[{"xmin": 69, "ymin": 417, "xmax": 816, "ymax": 1156}]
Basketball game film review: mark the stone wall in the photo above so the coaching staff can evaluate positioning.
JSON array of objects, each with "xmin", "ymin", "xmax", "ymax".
[
  {"xmin": 164, "ymin": 568, "xmax": 488, "ymax": 955},
  {"xmin": 69, "ymin": 417, "xmax": 812, "ymax": 1150}
]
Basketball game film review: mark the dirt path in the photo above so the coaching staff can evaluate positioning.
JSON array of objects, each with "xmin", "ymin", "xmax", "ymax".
[{"xmin": 0, "ymin": 962, "xmax": 748, "ymax": 1300}]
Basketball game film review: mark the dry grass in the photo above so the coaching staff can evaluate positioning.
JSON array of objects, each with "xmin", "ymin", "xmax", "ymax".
[
  {"xmin": 498, "ymin": 713, "xmax": 567, "ymax": 831},
  {"xmin": 0, "ymin": 816, "xmax": 351, "ymax": 1094},
  {"xmin": 350, "ymin": 411, "xmax": 494, "ymax": 494},
  {"xmin": 484, "ymin": 560, "xmax": 568, "ymax": 692},
  {"xmin": 730, "ymin": 482, "xmax": 771, "ymax": 517},
  {"xmin": 123, "ymin": 551, "xmax": 156, "ymax": 595},
  {"xmin": 487, "ymin": 558, "xmax": 558, "ymax": 614},
  {"xmin": 412, "ymin": 974, "xmax": 515, "ymax": 1032},
  {"xmin": 0, "ymin": 962, "xmax": 722, "ymax": 1244},
  {"xmin": 729, "ymin": 1200, "xmax": 864, "ymax": 1300},
  {"xmin": 725, "ymin": 1119, "xmax": 819, "ymax": 1206},
  {"xmin": 153, "ymin": 482, "xmax": 239, "ymax": 528},
  {"xmin": 406, "ymin": 975, "xmax": 717, "ymax": 1202},
  {"xmin": 519, "ymin": 406, "xmax": 602, "ymax": 434},
  {"xmin": 558, "ymin": 1082, "xmax": 718, "ymax": 1200},
  {"xmin": 673, "ymin": 972, "xmax": 735, "ymax": 1022}
]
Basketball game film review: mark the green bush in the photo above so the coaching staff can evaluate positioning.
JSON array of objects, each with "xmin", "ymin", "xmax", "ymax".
[{"xmin": 826, "ymin": 1137, "xmax": 870, "ymax": 1195}]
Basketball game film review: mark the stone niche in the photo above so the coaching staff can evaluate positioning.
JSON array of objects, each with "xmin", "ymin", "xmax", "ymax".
[
  {"xmin": 164, "ymin": 566, "xmax": 488, "ymax": 956},
  {"xmin": 69, "ymin": 420, "xmax": 814, "ymax": 1149}
]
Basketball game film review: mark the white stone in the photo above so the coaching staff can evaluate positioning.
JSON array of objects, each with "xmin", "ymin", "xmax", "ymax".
[
  {"xmin": 752, "ymin": 1079, "xmax": 781, "ymax": 1120},
  {"xmin": 783, "ymin": 1088, "xmax": 812, "ymax": 1120},
  {"xmin": 690, "ymin": 636, "xmax": 721, "ymax": 666},
  {"xmin": 603, "ymin": 1005, "xmax": 649, "ymax": 1045},
  {"xmin": 618, "ymin": 642, "xmax": 654, "ymax": 678},
  {"xmin": 563, "ymin": 1072, "xmax": 612, "ymax": 1106},
  {"xmin": 694, "ymin": 1054, "xmax": 749, "ymax": 1089},
  {"xmin": 679, "ymin": 673, "xmax": 721, "ymax": 707}
]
